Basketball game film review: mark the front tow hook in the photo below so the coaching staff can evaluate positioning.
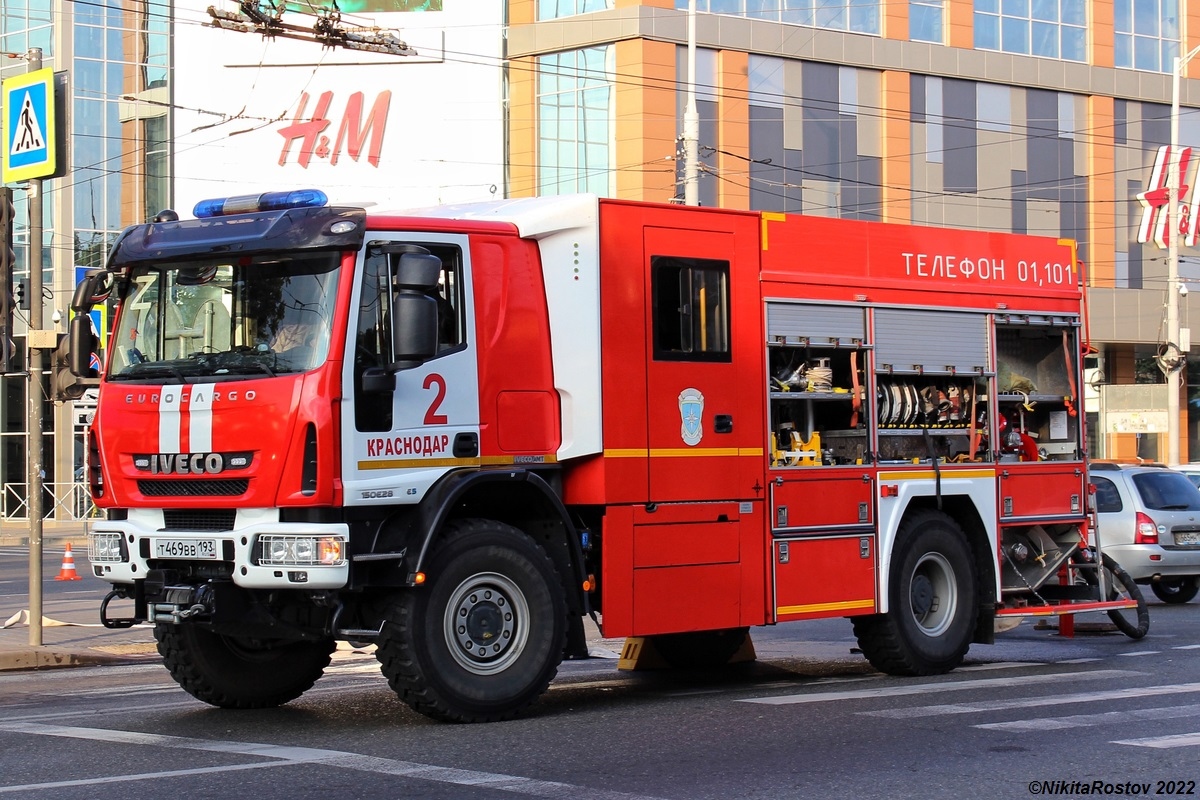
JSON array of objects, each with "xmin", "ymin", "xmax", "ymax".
[{"xmin": 99, "ymin": 590, "xmax": 141, "ymax": 629}]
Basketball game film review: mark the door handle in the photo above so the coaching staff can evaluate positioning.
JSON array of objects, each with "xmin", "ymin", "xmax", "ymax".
[{"xmin": 714, "ymin": 414, "xmax": 733, "ymax": 433}]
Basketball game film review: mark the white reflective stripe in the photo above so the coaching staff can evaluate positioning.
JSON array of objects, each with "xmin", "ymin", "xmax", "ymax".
[
  {"xmin": 188, "ymin": 383, "xmax": 215, "ymax": 452},
  {"xmin": 158, "ymin": 388, "xmax": 181, "ymax": 452}
]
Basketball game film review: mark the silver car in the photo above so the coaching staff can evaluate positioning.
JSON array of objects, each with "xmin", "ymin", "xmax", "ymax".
[{"xmin": 1091, "ymin": 462, "xmax": 1200, "ymax": 604}]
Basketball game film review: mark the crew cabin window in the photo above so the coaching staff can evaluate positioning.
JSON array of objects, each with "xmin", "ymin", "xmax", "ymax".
[{"xmin": 651, "ymin": 255, "xmax": 731, "ymax": 362}]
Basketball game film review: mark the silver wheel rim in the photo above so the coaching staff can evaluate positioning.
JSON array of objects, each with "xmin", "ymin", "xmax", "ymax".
[
  {"xmin": 444, "ymin": 571, "xmax": 530, "ymax": 675},
  {"xmin": 908, "ymin": 552, "xmax": 957, "ymax": 637}
]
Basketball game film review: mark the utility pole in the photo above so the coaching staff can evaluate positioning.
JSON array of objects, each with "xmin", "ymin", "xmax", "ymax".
[
  {"xmin": 682, "ymin": 0, "xmax": 699, "ymax": 206},
  {"xmin": 25, "ymin": 48, "xmax": 47, "ymax": 646},
  {"xmin": 1168, "ymin": 47, "xmax": 1200, "ymax": 467}
]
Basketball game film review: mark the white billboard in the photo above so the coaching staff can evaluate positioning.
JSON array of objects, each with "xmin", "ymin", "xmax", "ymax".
[{"xmin": 171, "ymin": 0, "xmax": 505, "ymax": 217}]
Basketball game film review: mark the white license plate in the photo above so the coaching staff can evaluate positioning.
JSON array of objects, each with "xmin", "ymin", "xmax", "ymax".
[
  {"xmin": 1175, "ymin": 531, "xmax": 1200, "ymax": 546},
  {"xmin": 154, "ymin": 538, "xmax": 218, "ymax": 559}
]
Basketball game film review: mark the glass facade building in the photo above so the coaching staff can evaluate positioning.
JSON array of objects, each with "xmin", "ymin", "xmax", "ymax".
[{"xmin": 0, "ymin": 0, "xmax": 170, "ymax": 519}]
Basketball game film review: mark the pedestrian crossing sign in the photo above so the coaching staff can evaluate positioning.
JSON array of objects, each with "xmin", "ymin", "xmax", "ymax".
[{"xmin": 2, "ymin": 67, "xmax": 57, "ymax": 183}]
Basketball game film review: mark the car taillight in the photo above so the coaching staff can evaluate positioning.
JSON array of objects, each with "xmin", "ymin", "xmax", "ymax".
[{"xmin": 1134, "ymin": 512, "xmax": 1159, "ymax": 544}]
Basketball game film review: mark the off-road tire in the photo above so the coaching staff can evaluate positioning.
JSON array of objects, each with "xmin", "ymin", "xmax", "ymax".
[
  {"xmin": 853, "ymin": 509, "xmax": 977, "ymax": 675},
  {"xmin": 155, "ymin": 624, "xmax": 335, "ymax": 708},
  {"xmin": 375, "ymin": 518, "xmax": 567, "ymax": 723}
]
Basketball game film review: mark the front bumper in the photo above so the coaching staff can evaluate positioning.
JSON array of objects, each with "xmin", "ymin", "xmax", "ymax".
[{"xmin": 87, "ymin": 508, "xmax": 350, "ymax": 590}]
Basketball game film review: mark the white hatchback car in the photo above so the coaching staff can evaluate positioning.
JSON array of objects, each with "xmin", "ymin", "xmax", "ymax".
[
  {"xmin": 1091, "ymin": 462, "xmax": 1200, "ymax": 604},
  {"xmin": 1175, "ymin": 464, "xmax": 1200, "ymax": 490}
]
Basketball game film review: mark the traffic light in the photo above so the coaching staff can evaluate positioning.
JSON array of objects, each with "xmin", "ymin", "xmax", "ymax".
[
  {"xmin": 15, "ymin": 281, "xmax": 27, "ymax": 311},
  {"xmin": 0, "ymin": 188, "xmax": 14, "ymax": 374}
]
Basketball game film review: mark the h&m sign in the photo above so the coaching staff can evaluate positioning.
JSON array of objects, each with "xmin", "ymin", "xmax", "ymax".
[{"xmin": 1137, "ymin": 144, "xmax": 1200, "ymax": 248}]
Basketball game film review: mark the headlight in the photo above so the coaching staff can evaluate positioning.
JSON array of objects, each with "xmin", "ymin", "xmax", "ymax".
[
  {"xmin": 89, "ymin": 532, "xmax": 127, "ymax": 563},
  {"xmin": 257, "ymin": 535, "xmax": 345, "ymax": 567}
]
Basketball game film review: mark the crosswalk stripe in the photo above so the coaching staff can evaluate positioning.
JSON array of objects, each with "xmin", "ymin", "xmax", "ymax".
[
  {"xmin": 977, "ymin": 703, "xmax": 1200, "ymax": 732},
  {"xmin": 865, "ymin": 681, "xmax": 1200, "ymax": 719},
  {"xmin": 737, "ymin": 669, "xmax": 1139, "ymax": 706},
  {"xmin": 1113, "ymin": 732, "xmax": 1200, "ymax": 749}
]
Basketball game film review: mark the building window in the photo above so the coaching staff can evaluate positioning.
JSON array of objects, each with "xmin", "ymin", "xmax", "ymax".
[
  {"xmin": 910, "ymin": 0, "xmax": 944, "ymax": 43},
  {"xmin": 678, "ymin": 0, "xmax": 880, "ymax": 36},
  {"xmin": 651, "ymin": 256, "xmax": 730, "ymax": 362},
  {"xmin": 1114, "ymin": 0, "xmax": 1179, "ymax": 72},
  {"xmin": 974, "ymin": 0, "xmax": 1087, "ymax": 61},
  {"xmin": 538, "ymin": 0, "xmax": 611, "ymax": 20},
  {"xmin": 537, "ymin": 48, "xmax": 613, "ymax": 196}
]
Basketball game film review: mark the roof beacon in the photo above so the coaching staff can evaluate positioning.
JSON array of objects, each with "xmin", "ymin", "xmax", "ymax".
[{"xmin": 193, "ymin": 189, "xmax": 329, "ymax": 219}]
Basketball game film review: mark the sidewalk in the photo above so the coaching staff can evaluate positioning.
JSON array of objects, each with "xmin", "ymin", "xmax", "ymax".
[
  {"xmin": 0, "ymin": 611, "xmax": 161, "ymax": 671},
  {"xmin": 1, "ymin": 525, "xmax": 161, "ymax": 671},
  {"xmin": 0, "ymin": 520, "xmax": 90, "ymax": 548}
]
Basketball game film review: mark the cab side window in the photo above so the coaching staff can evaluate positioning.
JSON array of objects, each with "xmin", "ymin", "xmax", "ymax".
[{"xmin": 354, "ymin": 242, "xmax": 466, "ymax": 432}]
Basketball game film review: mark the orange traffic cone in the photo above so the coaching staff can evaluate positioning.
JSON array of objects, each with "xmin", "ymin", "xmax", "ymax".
[{"xmin": 56, "ymin": 542, "xmax": 82, "ymax": 581}]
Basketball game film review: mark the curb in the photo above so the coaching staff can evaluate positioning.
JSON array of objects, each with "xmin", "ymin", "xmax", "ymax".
[{"xmin": 0, "ymin": 647, "xmax": 158, "ymax": 672}]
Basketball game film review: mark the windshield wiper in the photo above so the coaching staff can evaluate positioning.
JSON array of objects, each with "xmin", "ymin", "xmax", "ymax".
[
  {"xmin": 213, "ymin": 362, "xmax": 277, "ymax": 378},
  {"xmin": 109, "ymin": 364, "xmax": 189, "ymax": 382}
]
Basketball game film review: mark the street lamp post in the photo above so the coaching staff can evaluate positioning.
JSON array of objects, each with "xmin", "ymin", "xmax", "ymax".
[
  {"xmin": 682, "ymin": 0, "xmax": 699, "ymax": 206},
  {"xmin": 1167, "ymin": 46, "xmax": 1200, "ymax": 466}
]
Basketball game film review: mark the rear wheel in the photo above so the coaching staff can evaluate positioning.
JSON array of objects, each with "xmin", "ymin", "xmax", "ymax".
[
  {"xmin": 853, "ymin": 510, "xmax": 977, "ymax": 675},
  {"xmin": 1150, "ymin": 576, "xmax": 1200, "ymax": 604},
  {"xmin": 155, "ymin": 624, "xmax": 335, "ymax": 708},
  {"xmin": 375, "ymin": 519, "xmax": 568, "ymax": 722}
]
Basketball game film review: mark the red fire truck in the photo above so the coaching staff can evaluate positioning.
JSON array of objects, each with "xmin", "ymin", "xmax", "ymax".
[{"xmin": 65, "ymin": 190, "xmax": 1147, "ymax": 722}]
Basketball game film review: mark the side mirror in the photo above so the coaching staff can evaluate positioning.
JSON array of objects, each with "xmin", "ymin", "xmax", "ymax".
[
  {"xmin": 71, "ymin": 270, "xmax": 114, "ymax": 313},
  {"xmin": 391, "ymin": 253, "xmax": 441, "ymax": 370},
  {"xmin": 67, "ymin": 313, "xmax": 98, "ymax": 377}
]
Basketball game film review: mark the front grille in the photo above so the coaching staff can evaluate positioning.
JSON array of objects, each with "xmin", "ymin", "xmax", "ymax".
[
  {"xmin": 139, "ymin": 479, "xmax": 249, "ymax": 497},
  {"xmin": 161, "ymin": 509, "xmax": 237, "ymax": 531}
]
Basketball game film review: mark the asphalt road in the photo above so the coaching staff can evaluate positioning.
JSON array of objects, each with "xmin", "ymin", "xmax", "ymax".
[{"xmin": 2, "ymin": 547, "xmax": 1199, "ymax": 800}]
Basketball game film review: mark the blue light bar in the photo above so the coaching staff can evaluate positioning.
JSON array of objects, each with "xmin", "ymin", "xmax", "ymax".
[{"xmin": 192, "ymin": 189, "xmax": 329, "ymax": 219}]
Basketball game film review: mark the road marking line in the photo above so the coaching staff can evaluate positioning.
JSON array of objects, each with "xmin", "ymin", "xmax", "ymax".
[
  {"xmin": 977, "ymin": 703, "xmax": 1200, "ymax": 732},
  {"xmin": 0, "ymin": 722, "xmax": 671, "ymax": 800},
  {"xmin": 1174, "ymin": 645, "xmax": 1200, "ymax": 650},
  {"xmin": 0, "ymin": 761, "xmax": 296, "ymax": 793},
  {"xmin": 1113, "ymin": 732, "xmax": 1200, "ymax": 749},
  {"xmin": 956, "ymin": 662, "xmax": 1043, "ymax": 671},
  {"xmin": 1116, "ymin": 651, "xmax": 1160, "ymax": 657},
  {"xmin": 1055, "ymin": 658, "xmax": 1102, "ymax": 664},
  {"xmin": 866, "ymin": 682, "xmax": 1200, "ymax": 719},
  {"xmin": 737, "ymin": 669, "xmax": 1140, "ymax": 706}
]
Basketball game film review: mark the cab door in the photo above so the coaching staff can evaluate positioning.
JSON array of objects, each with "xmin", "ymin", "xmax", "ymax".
[{"xmin": 341, "ymin": 234, "xmax": 479, "ymax": 505}]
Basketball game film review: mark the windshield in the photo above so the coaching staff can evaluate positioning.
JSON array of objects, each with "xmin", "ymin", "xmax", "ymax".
[{"xmin": 107, "ymin": 253, "xmax": 340, "ymax": 381}]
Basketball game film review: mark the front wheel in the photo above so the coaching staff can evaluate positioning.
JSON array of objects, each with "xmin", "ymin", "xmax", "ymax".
[
  {"xmin": 155, "ymin": 624, "xmax": 335, "ymax": 708},
  {"xmin": 375, "ymin": 518, "xmax": 568, "ymax": 723},
  {"xmin": 853, "ymin": 510, "xmax": 977, "ymax": 676},
  {"xmin": 1151, "ymin": 576, "xmax": 1200, "ymax": 604}
]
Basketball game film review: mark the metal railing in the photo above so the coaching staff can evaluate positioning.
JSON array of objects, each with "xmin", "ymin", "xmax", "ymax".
[{"xmin": 3, "ymin": 482, "xmax": 97, "ymax": 521}]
